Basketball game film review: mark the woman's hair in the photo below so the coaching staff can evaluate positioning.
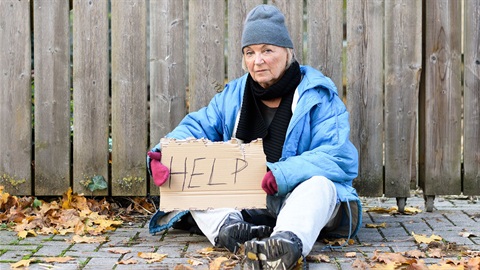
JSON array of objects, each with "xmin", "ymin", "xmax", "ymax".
[{"xmin": 242, "ymin": 47, "xmax": 295, "ymax": 72}]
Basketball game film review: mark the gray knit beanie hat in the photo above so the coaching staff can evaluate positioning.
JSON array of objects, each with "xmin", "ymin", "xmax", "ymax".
[{"xmin": 241, "ymin": 5, "xmax": 293, "ymax": 50}]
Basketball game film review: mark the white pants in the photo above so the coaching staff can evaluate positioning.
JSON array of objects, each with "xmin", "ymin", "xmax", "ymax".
[{"xmin": 190, "ymin": 176, "xmax": 338, "ymax": 256}]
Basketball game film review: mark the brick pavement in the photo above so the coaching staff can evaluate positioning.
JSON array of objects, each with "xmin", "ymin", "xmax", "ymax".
[{"xmin": 0, "ymin": 194, "xmax": 478, "ymax": 269}]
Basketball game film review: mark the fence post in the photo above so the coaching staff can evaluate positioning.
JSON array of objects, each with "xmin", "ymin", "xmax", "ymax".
[
  {"xmin": 111, "ymin": 0, "xmax": 148, "ymax": 196},
  {"xmin": 347, "ymin": 0, "xmax": 385, "ymax": 197},
  {"xmin": 420, "ymin": 0, "xmax": 462, "ymax": 211},
  {"xmin": 188, "ymin": 0, "xmax": 225, "ymax": 112},
  {"xmin": 0, "ymin": 0, "xmax": 32, "ymax": 195},
  {"xmin": 306, "ymin": 0, "xmax": 344, "ymax": 98},
  {"xmin": 72, "ymin": 0, "xmax": 110, "ymax": 196},
  {"xmin": 384, "ymin": 0, "xmax": 422, "ymax": 211},
  {"xmin": 149, "ymin": 0, "xmax": 187, "ymax": 195},
  {"xmin": 463, "ymin": 0, "xmax": 480, "ymax": 195},
  {"xmin": 33, "ymin": 0, "xmax": 71, "ymax": 195}
]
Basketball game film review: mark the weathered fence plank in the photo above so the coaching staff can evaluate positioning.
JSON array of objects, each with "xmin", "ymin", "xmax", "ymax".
[
  {"xmin": 33, "ymin": 0, "xmax": 70, "ymax": 195},
  {"xmin": 463, "ymin": 0, "xmax": 480, "ymax": 195},
  {"xmin": 306, "ymin": 0, "xmax": 344, "ymax": 98},
  {"xmin": 149, "ymin": 0, "xmax": 186, "ymax": 195},
  {"xmin": 72, "ymin": 0, "xmax": 109, "ymax": 196},
  {"xmin": 111, "ymin": 0, "xmax": 148, "ymax": 196},
  {"xmin": 188, "ymin": 0, "xmax": 225, "ymax": 111},
  {"xmin": 227, "ymin": 0, "xmax": 262, "ymax": 81},
  {"xmin": 269, "ymin": 0, "xmax": 303, "ymax": 64},
  {"xmin": 420, "ymin": 0, "xmax": 462, "ymax": 196},
  {"xmin": 0, "ymin": 0, "xmax": 32, "ymax": 195},
  {"xmin": 384, "ymin": 1, "xmax": 422, "ymax": 199},
  {"xmin": 347, "ymin": 0, "xmax": 385, "ymax": 196}
]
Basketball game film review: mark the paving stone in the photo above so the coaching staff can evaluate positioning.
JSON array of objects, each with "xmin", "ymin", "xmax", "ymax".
[
  {"xmin": 63, "ymin": 250, "xmax": 124, "ymax": 259},
  {"xmin": 0, "ymin": 250, "xmax": 34, "ymax": 260},
  {"xmin": 33, "ymin": 245, "xmax": 69, "ymax": 256},
  {"xmin": 356, "ymin": 231, "xmax": 385, "ymax": 243},
  {"xmin": 84, "ymin": 257, "xmax": 120, "ymax": 268},
  {"xmin": 308, "ymin": 262, "xmax": 339, "ymax": 269},
  {"xmin": 154, "ymin": 244, "xmax": 186, "ymax": 258},
  {"xmin": 0, "ymin": 244, "xmax": 38, "ymax": 252},
  {"xmin": 0, "ymin": 234, "xmax": 20, "ymax": 245},
  {"xmin": 18, "ymin": 235, "xmax": 53, "ymax": 245}
]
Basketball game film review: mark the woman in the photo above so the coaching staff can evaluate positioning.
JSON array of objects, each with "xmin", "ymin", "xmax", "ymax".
[{"xmin": 148, "ymin": 5, "xmax": 361, "ymax": 269}]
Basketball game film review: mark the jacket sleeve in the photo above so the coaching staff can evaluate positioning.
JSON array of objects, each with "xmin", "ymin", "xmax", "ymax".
[{"xmin": 268, "ymin": 96, "xmax": 359, "ymax": 196}]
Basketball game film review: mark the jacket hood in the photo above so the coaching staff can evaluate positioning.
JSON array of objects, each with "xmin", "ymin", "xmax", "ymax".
[{"xmin": 298, "ymin": 65, "xmax": 338, "ymax": 101}]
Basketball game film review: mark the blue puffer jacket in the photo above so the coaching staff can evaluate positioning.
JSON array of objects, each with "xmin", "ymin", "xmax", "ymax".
[{"xmin": 149, "ymin": 65, "xmax": 362, "ymax": 240}]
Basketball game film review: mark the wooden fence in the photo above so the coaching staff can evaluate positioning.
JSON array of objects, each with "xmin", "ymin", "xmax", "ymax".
[{"xmin": 0, "ymin": 1, "xmax": 479, "ymax": 205}]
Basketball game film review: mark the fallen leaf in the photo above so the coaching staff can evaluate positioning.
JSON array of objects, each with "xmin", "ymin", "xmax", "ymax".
[
  {"xmin": 410, "ymin": 259, "xmax": 429, "ymax": 270},
  {"xmin": 404, "ymin": 249, "xmax": 425, "ymax": 258},
  {"xmin": 352, "ymin": 258, "xmax": 371, "ymax": 269},
  {"xmin": 403, "ymin": 206, "xmax": 422, "ymax": 214},
  {"xmin": 366, "ymin": 222, "xmax": 386, "ymax": 228},
  {"xmin": 366, "ymin": 207, "xmax": 393, "ymax": 214},
  {"xmin": 444, "ymin": 258, "xmax": 464, "ymax": 266},
  {"xmin": 58, "ymin": 228, "xmax": 75, "ymax": 235},
  {"xmin": 93, "ymin": 218, "xmax": 123, "ymax": 228},
  {"xmin": 371, "ymin": 250, "xmax": 408, "ymax": 264},
  {"xmin": 43, "ymin": 256, "xmax": 75, "ymax": 263},
  {"xmin": 117, "ymin": 258, "xmax": 138, "ymax": 265},
  {"xmin": 197, "ymin": 246, "xmax": 215, "ymax": 255},
  {"xmin": 366, "ymin": 206, "xmax": 422, "ymax": 215},
  {"xmin": 108, "ymin": 248, "xmax": 131, "ymax": 254},
  {"xmin": 306, "ymin": 254, "xmax": 330, "ymax": 263},
  {"xmin": 466, "ymin": 257, "xmax": 480, "ymax": 268},
  {"xmin": 412, "ymin": 232, "xmax": 442, "ymax": 244},
  {"xmin": 323, "ymin": 238, "xmax": 355, "ymax": 246},
  {"xmin": 428, "ymin": 261, "xmax": 464, "ymax": 269},
  {"xmin": 209, "ymin": 257, "xmax": 229, "ymax": 270},
  {"xmin": 187, "ymin": 259, "xmax": 204, "ymax": 266},
  {"xmin": 69, "ymin": 235, "xmax": 107, "ymax": 243},
  {"xmin": 345, "ymin": 252, "xmax": 357, "ymax": 258},
  {"xmin": 427, "ymin": 248, "xmax": 444, "ymax": 258},
  {"xmin": 37, "ymin": 227, "xmax": 58, "ymax": 235},
  {"xmin": 10, "ymin": 259, "xmax": 32, "ymax": 268},
  {"xmin": 137, "ymin": 252, "xmax": 167, "ymax": 263},
  {"xmin": 17, "ymin": 229, "xmax": 37, "ymax": 239},
  {"xmin": 371, "ymin": 261, "xmax": 399, "ymax": 269}
]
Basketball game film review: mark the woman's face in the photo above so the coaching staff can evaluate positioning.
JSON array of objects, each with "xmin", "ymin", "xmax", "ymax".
[{"xmin": 243, "ymin": 44, "xmax": 288, "ymax": 89}]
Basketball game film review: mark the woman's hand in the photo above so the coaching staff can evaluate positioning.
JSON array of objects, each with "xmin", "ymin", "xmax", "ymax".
[
  {"xmin": 261, "ymin": 171, "xmax": 278, "ymax": 195},
  {"xmin": 147, "ymin": 151, "xmax": 170, "ymax": 186}
]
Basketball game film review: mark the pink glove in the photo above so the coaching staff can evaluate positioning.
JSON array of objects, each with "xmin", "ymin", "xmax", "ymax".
[
  {"xmin": 261, "ymin": 171, "xmax": 278, "ymax": 195},
  {"xmin": 147, "ymin": 151, "xmax": 170, "ymax": 186}
]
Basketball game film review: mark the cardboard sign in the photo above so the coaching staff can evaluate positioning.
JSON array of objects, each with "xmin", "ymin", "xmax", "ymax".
[{"xmin": 159, "ymin": 138, "xmax": 267, "ymax": 211}]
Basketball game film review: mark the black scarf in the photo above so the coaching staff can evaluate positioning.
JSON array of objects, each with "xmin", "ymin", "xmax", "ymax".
[{"xmin": 236, "ymin": 61, "xmax": 301, "ymax": 163}]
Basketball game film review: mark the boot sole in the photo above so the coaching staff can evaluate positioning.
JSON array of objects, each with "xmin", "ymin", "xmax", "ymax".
[{"xmin": 245, "ymin": 238, "xmax": 302, "ymax": 270}]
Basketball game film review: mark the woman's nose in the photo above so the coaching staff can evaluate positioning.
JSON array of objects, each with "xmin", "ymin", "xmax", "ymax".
[{"xmin": 254, "ymin": 54, "xmax": 264, "ymax": 64}]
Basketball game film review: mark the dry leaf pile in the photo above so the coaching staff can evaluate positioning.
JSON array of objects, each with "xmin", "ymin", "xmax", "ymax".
[
  {"xmin": 352, "ymin": 249, "xmax": 480, "ymax": 269},
  {"xmin": 0, "ymin": 186, "xmax": 153, "ymax": 239}
]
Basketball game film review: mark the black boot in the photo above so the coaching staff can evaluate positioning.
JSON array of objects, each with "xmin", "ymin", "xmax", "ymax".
[
  {"xmin": 244, "ymin": 231, "xmax": 303, "ymax": 270},
  {"xmin": 215, "ymin": 216, "xmax": 272, "ymax": 253}
]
